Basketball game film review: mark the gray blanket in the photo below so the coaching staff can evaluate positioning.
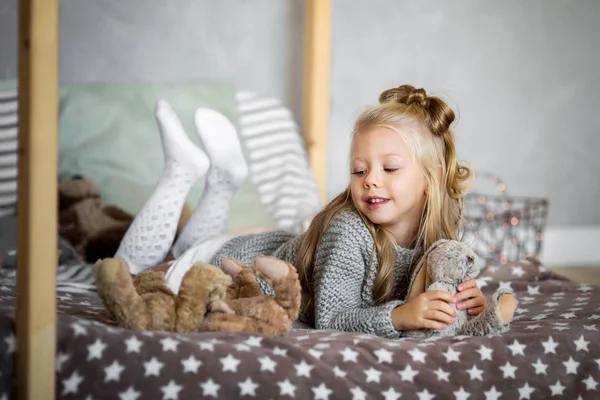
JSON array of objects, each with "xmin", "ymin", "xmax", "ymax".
[{"xmin": 1, "ymin": 258, "xmax": 599, "ymax": 399}]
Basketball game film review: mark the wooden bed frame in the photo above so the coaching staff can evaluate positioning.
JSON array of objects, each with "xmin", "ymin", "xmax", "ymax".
[{"xmin": 15, "ymin": 1, "xmax": 331, "ymax": 399}]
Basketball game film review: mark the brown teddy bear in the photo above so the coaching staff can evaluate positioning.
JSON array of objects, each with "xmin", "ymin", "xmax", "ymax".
[
  {"xmin": 59, "ymin": 175, "xmax": 191, "ymax": 262},
  {"xmin": 94, "ymin": 255, "xmax": 302, "ymax": 336}
]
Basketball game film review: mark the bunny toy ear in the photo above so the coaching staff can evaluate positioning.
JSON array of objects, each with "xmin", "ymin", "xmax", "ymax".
[{"xmin": 405, "ymin": 239, "xmax": 450, "ymax": 301}]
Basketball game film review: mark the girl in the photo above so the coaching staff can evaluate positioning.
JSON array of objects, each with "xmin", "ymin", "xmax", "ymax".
[{"xmin": 114, "ymin": 85, "xmax": 486, "ymax": 339}]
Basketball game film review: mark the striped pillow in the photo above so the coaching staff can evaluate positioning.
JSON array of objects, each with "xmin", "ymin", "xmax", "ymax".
[
  {"xmin": 235, "ymin": 91, "xmax": 322, "ymax": 233},
  {"xmin": 0, "ymin": 88, "xmax": 18, "ymax": 218}
]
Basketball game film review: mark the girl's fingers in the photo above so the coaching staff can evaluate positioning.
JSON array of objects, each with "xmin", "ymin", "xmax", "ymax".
[
  {"xmin": 457, "ymin": 279, "xmax": 478, "ymax": 291},
  {"xmin": 431, "ymin": 300, "xmax": 456, "ymax": 318},
  {"xmin": 426, "ymin": 310, "xmax": 456, "ymax": 325},
  {"xmin": 426, "ymin": 290, "xmax": 457, "ymax": 304},
  {"xmin": 455, "ymin": 288, "xmax": 480, "ymax": 303},
  {"xmin": 423, "ymin": 319, "xmax": 448, "ymax": 331},
  {"xmin": 468, "ymin": 306, "xmax": 485, "ymax": 315},
  {"xmin": 457, "ymin": 296, "xmax": 486, "ymax": 311}
]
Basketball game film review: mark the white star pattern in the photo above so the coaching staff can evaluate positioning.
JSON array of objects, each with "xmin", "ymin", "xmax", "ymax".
[
  {"xmin": 238, "ymin": 378, "xmax": 259, "ymax": 396},
  {"xmin": 499, "ymin": 362, "xmax": 517, "ymax": 378},
  {"xmin": 574, "ymin": 335, "xmax": 590, "ymax": 352},
  {"xmin": 4, "ymin": 334, "xmax": 14, "ymax": 354},
  {"xmin": 198, "ymin": 341, "xmax": 216, "ymax": 352},
  {"xmin": 273, "ymin": 347, "xmax": 288, "ymax": 356},
  {"xmin": 200, "ymin": 379, "xmax": 220, "ymax": 397},
  {"xmin": 71, "ymin": 323, "xmax": 87, "ymax": 336},
  {"xmin": 125, "ymin": 336, "xmax": 143, "ymax": 353},
  {"xmin": 56, "ymin": 352, "xmax": 69, "ymax": 372},
  {"xmin": 160, "ymin": 337, "xmax": 179, "ymax": 352},
  {"xmin": 549, "ymin": 380, "xmax": 565, "ymax": 396},
  {"xmin": 532, "ymin": 358, "xmax": 547, "ymax": 375},
  {"xmin": 477, "ymin": 345, "xmax": 493, "ymax": 361},
  {"xmin": 220, "ymin": 354, "xmax": 241, "ymax": 372},
  {"xmin": 312, "ymin": 383, "xmax": 332, "ymax": 400},
  {"xmin": 453, "ymin": 386, "xmax": 470, "ymax": 400},
  {"xmin": 144, "ymin": 357, "xmax": 164, "ymax": 377},
  {"xmin": 181, "ymin": 355, "xmax": 202, "ymax": 373},
  {"xmin": 398, "ymin": 364, "xmax": 419, "ymax": 382},
  {"xmin": 409, "ymin": 348, "xmax": 427, "ymax": 363},
  {"xmin": 340, "ymin": 347, "xmax": 359, "ymax": 362},
  {"xmin": 246, "ymin": 336, "xmax": 263, "ymax": 347},
  {"xmin": 87, "ymin": 339, "xmax": 107, "ymax": 360},
  {"xmin": 444, "ymin": 347, "xmax": 461, "ymax": 362},
  {"xmin": 531, "ymin": 314, "xmax": 548, "ymax": 321},
  {"xmin": 295, "ymin": 360, "xmax": 314, "ymax": 377},
  {"xmin": 258, "ymin": 356, "xmax": 277, "ymax": 372},
  {"xmin": 583, "ymin": 375, "xmax": 598, "ymax": 391},
  {"xmin": 62, "ymin": 371, "xmax": 83, "ymax": 395},
  {"xmin": 542, "ymin": 337, "xmax": 559, "ymax": 354},
  {"xmin": 418, "ymin": 389, "xmax": 435, "ymax": 400},
  {"xmin": 364, "ymin": 367, "xmax": 382, "ymax": 383},
  {"xmin": 309, "ymin": 349, "xmax": 323, "ymax": 359},
  {"xmin": 507, "ymin": 340, "xmax": 526, "ymax": 356},
  {"xmin": 527, "ymin": 285, "xmax": 540, "ymax": 295},
  {"xmin": 485, "ymin": 386, "xmax": 502, "ymax": 400},
  {"xmin": 524, "ymin": 324, "xmax": 541, "ymax": 331},
  {"xmin": 104, "ymin": 360, "xmax": 125, "ymax": 382},
  {"xmin": 236, "ymin": 343, "xmax": 251, "ymax": 352},
  {"xmin": 467, "ymin": 365, "xmax": 483, "ymax": 380},
  {"xmin": 118, "ymin": 387, "xmax": 140, "ymax": 400},
  {"xmin": 563, "ymin": 356, "xmax": 580, "ymax": 375},
  {"xmin": 381, "ymin": 387, "xmax": 401, "ymax": 400},
  {"xmin": 511, "ymin": 266, "xmax": 525, "ymax": 277},
  {"xmin": 518, "ymin": 382, "xmax": 535, "ymax": 399},
  {"xmin": 333, "ymin": 366, "xmax": 347, "ymax": 378},
  {"xmin": 278, "ymin": 379, "xmax": 296, "ymax": 396},
  {"xmin": 161, "ymin": 380, "xmax": 182, "ymax": 400},
  {"xmin": 434, "ymin": 368, "xmax": 450, "ymax": 382},
  {"xmin": 350, "ymin": 387, "xmax": 367, "ymax": 400},
  {"xmin": 374, "ymin": 348, "xmax": 393, "ymax": 364}
]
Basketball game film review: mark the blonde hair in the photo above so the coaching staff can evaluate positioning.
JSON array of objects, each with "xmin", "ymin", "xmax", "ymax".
[{"xmin": 296, "ymin": 84, "xmax": 473, "ymax": 324}]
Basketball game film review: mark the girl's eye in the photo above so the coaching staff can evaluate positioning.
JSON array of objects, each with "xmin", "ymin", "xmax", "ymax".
[
  {"xmin": 351, "ymin": 170, "xmax": 365, "ymax": 176},
  {"xmin": 384, "ymin": 168, "xmax": 398, "ymax": 172}
]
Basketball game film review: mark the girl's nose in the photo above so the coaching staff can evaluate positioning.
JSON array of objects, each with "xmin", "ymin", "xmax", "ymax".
[{"xmin": 364, "ymin": 171, "xmax": 380, "ymax": 188}]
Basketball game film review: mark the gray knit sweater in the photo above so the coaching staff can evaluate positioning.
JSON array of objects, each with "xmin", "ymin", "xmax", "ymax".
[{"xmin": 210, "ymin": 209, "xmax": 417, "ymax": 338}]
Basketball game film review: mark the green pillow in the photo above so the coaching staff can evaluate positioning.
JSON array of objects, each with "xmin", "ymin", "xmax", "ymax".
[{"xmin": 58, "ymin": 81, "xmax": 274, "ymax": 230}]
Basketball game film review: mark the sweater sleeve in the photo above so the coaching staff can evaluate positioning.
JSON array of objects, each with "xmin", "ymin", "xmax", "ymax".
[{"xmin": 312, "ymin": 214, "xmax": 405, "ymax": 339}]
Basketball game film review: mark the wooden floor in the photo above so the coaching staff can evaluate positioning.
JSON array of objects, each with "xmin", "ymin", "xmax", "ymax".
[{"xmin": 549, "ymin": 266, "xmax": 600, "ymax": 286}]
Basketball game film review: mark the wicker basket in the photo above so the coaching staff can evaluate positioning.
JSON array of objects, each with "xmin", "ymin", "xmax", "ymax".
[{"xmin": 461, "ymin": 172, "xmax": 549, "ymax": 267}]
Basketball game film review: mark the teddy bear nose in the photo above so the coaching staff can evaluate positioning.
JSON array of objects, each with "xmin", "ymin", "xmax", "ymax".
[{"xmin": 466, "ymin": 256, "xmax": 474, "ymax": 263}]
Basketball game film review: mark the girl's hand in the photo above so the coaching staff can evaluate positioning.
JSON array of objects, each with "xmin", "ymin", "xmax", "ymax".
[
  {"xmin": 392, "ymin": 290, "xmax": 457, "ymax": 331},
  {"xmin": 456, "ymin": 279, "xmax": 486, "ymax": 315}
]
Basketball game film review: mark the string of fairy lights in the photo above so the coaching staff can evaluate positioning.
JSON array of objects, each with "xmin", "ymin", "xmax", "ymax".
[{"xmin": 461, "ymin": 171, "xmax": 549, "ymax": 267}]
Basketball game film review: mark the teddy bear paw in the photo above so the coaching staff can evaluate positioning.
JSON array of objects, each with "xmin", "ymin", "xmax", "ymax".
[{"xmin": 208, "ymin": 299, "xmax": 235, "ymax": 314}]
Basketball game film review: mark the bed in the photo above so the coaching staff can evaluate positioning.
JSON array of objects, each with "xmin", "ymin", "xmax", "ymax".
[
  {"xmin": 2, "ymin": 255, "xmax": 599, "ymax": 398},
  {"xmin": 8, "ymin": 0, "xmax": 600, "ymax": 399}
]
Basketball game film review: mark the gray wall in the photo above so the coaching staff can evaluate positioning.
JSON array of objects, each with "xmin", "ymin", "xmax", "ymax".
[{"xmin": 1, "ymin": 0, "xmax": 599, "ymax": 227}]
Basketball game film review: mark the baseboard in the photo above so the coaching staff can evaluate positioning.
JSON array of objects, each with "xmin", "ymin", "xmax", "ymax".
[{"xmin": 539, "ymin": 226, "xmax": 600, "ymax": 268}]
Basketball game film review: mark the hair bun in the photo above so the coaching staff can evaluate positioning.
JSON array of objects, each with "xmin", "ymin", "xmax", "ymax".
[
  {"xmin": 406, "ymin": 88, "xmax": 429, "ymax": 108},
  {"xmin": 379, "ymin": 85, "xmax": 429, "ymax": 108},
  {"xmin": 379, "ymin": 84, "xmax": 455, "ymax": 137}
]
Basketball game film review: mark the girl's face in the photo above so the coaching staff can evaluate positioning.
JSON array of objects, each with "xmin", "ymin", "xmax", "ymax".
[{"xmin": 350, "ymin": 127, "xmax": 428, "ymax": 245}]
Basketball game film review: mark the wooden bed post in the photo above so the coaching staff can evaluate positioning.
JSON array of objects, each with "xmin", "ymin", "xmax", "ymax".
[
  {"xmin": 16, "ymin": 0, "xmax": 59, "ymax": 399},
  {"xmin": 302, "ymin": 0, "xmax": 331, "ymax": 204}
]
